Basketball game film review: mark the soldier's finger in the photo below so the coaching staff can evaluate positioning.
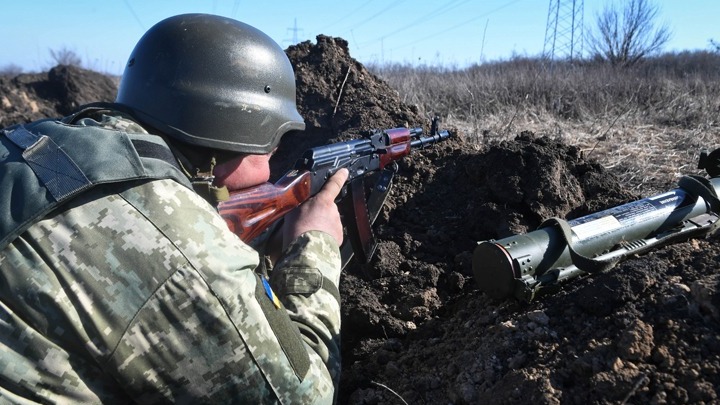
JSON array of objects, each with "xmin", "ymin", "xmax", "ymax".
[{"xmin": 318, "ymin": 168, "xmax": 349, "ymax": 200}]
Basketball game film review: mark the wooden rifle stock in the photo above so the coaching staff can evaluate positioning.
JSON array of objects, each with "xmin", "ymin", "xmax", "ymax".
[{"xmin": 218, "ymin": 170, "xmax": 315, "ymax": 242}]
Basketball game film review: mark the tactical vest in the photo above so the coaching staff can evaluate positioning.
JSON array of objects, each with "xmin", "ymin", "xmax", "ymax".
[{"xmin": 0, "ymin": 118, "xmax": 192, "ymax": 251}]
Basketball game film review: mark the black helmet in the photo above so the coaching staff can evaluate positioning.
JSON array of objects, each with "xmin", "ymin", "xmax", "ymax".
[{"xmin": 116, "ymin": 14, "xmax": 305, "ymax": 154}]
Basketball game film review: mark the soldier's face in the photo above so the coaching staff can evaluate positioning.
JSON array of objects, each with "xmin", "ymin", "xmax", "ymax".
[{"xmin": 212, "ymin": 152, "xmax": 272, "ymax": 191}]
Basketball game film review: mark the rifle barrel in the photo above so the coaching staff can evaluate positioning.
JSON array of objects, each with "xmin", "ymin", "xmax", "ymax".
[{"xmin": 410, "ymin": 129, "xmax": 451, "ymax": 149}]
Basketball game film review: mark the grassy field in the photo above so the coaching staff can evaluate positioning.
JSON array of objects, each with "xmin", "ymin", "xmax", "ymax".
[{"xmin": 369, "ymin": 51, "xmax": 720, "ymax": 194}]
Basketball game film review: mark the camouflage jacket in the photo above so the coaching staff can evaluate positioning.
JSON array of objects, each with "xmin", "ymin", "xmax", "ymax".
[{"xmin": 0, "ymin": 110, "xmax": 341, "ymax": 404}]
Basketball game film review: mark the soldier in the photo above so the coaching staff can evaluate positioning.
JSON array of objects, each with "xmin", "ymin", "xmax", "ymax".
[{"xmin": 0, "ymin": 14, "xmax": 346, "ymax": 404}]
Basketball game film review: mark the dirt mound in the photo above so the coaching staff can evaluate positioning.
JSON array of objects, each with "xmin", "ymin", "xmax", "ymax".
[
  {"xmin": 272, "ymin": 35, "xmax": 427, "ymax": 177},
  {"xmin": 285, "ymin": 37, "xmax": 720, "ymax": 404},
  {"xmin": 0, "ymin": 65, "xmax": 117, "ymax": 127},
  {"xmin": 287, "ymin": 35, "xmax": 424, "ymax": 133},
  {"xmin": 1, "ymin": 37, "xmax": 718, "ymax": 405}
]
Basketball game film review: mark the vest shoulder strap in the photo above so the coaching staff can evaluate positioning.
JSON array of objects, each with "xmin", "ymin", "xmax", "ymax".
[{"xmin": 0, "ymin": 121, "xmax": 191, "ymax": 250}]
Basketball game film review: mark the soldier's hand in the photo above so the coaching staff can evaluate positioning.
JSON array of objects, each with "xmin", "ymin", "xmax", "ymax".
[{"xmin": 283, "ymin": 168, "xmax": 349, "ymax": 248}]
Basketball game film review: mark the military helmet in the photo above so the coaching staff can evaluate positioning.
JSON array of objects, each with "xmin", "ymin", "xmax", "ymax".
[{"xmin": 116, "ymin": 13, "xmax": 305, "ymax": 154}]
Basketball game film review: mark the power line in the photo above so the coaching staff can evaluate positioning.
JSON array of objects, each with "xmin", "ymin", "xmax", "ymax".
[
  {"xmin": 320, "ymin": 0, "xmax": 377, "ymax": 33},
  {"xmin": 122, "ymin": 0, "xmax": 145, "ymax": 31},
  {"xmin": 231, "ymin": 0, "xmax": 241, "ymax": 19},
  {"xmin": 387, "ymin": 0, "xmax": 524, "ymax": 53},
  {"xmin": 351, "ymin": 0, "xmax": 408, "ymax": 28},
  {"xmin": 359, "ymin": 0, "xmax": 473, "ymax": 47}
]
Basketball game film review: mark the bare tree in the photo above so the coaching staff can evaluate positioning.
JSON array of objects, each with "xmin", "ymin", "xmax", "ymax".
[
  {"xmin": 49, "ymin": 47, "xmax": 82, "ymax": 67},
  {"xmin": 587, "ymin": 0, "xmax": 671, "ymax": 67},
  {"xmin": 711, "ymin": 39, "xmax": 720, "ymax": 53}
]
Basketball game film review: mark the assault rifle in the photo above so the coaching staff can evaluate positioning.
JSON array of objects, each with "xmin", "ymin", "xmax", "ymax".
[
  {"xmin": 473, "ymin": 148, "xmax": 720, "ymax": 302},
  {"xmin": 219, "ymin": 118, "xmax": 452, "ymax": 267}
]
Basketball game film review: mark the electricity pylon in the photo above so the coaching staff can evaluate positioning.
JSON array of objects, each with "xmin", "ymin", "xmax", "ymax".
[{"xmin": 543, "ymin": 0, "xmax": 584, "ymax": 60}]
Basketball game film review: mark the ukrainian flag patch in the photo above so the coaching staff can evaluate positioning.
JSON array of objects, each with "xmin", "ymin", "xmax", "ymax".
[{"xmin": 261, "ymin": 276, "xmax": 282, "ymax": 309}]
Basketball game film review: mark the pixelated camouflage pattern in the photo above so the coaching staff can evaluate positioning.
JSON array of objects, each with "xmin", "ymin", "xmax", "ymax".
[
  {"xmin": 68, "ymin": 109, "xmax": 149, "ymax": 133},
  {"xmin": 0, "ymin": 115, "xmax": 342, "ymax": 404}
]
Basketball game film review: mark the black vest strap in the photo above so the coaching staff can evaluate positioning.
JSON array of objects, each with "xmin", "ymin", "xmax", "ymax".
[{"xmin": 131, "ymin": 138, "xmax": 183, "ymax": 172}]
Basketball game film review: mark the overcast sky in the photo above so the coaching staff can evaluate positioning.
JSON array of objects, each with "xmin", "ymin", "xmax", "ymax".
[{"xmin": 3, "ymin": 0, "xmax": 719, "ymax": 74}]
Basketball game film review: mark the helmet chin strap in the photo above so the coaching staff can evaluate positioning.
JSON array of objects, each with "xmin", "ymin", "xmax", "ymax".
[
  {"xmin": 169, "ymin": 143, "xmax": 231, "ymax": 206},
  {"xmin": 190, "ymin": 156, "xmax": 231, "ymax": 206}
]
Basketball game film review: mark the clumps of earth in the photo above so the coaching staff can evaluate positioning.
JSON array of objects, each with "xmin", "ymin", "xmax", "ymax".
[{"xmin": 2, "ymin": 35, "xmax": 718, "ymax": 404}]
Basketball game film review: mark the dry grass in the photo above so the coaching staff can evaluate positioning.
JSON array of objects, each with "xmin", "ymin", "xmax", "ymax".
[{"xmin": 370, "ymin": 51, "xmax": 720, "ymax": 194}]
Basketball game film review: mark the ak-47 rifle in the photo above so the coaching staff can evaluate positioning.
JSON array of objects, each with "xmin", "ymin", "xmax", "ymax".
[
  {"xmin": 219, "ymin": 118, "xmax": 452, "ymax": 267},
  {"xmin": 473, "ymin": 148, "xmax": 720, "ymax": 302}
]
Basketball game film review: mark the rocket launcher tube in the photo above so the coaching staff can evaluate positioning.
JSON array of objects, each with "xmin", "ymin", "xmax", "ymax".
[{"xmin": 473, "ymin": 177, "xmax": 720, "ymax": 301}]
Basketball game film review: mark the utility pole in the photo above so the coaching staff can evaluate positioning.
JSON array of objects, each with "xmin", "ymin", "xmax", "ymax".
[
  {"xmin": 543, "ymin": 0, "xmax": 584, "ymax": 61},
  {"xmin": 284, "ymin": 18, "xmax": 304, "ymax": 45}
]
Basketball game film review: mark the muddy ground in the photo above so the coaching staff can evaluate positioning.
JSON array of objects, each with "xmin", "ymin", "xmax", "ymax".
[{"xmin": 2, "ymin": 36, "xmax": 719, "ymax": 404}]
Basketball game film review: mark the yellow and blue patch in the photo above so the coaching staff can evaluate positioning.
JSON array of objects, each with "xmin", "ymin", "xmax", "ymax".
[{"xmin": 261, "ymin": 276, "xmax": 282, "ymax": 309}]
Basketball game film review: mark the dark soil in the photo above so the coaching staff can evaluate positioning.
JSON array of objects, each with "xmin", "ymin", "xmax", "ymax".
[
  {"xmin": 2, "ymin": 36, "xmax": 718, "ymax": 404},
  {"xmin": 0, "ymin": 64, "xmax": 117, "ymax": 127}
]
